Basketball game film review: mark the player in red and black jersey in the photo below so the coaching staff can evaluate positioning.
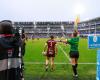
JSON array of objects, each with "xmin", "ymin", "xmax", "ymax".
[{"xmin": 43, "ymin": 35, "xmax": 57, "ymax": 71}]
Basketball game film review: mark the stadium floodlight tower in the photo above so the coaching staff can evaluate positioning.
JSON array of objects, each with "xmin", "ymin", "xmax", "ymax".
[
  {"xmin": 88, "ymin": 22, "xmax": 96, "ymax": 35},
  {"xmin": 33, "ymin": 21, "xmax": 37, "ymax": 38},
  {"xmin": 47, "ymin": 24, "xmax": 50, "ymax": 37},
  {"xmin": 19, "ymin": 27, "xmax": 22, "ymax": 56},
  {"xmin": 61, "ymin": 24, "xmax": 65, "ymax": 37},
  {"xmin": 61, "ymin": 24, "xmax": 64, "ymax": 31},
  {"xmin": 88, "ymin": 23, "xmax": 91, "ymax": 35},
  {"xmin": 12, "ymin": 21, "xmax": 15, "ymax": 28},
  {"xmin": 34, "ymin": 21, "xmax": 37, "ymax": 29},
  {"xmin": 19, "ymin": 27, "xmax": 22, "ymax": 35},
  {"xmin": 95, "ymin": 22, "xmax": 97, "ymax": 34}
]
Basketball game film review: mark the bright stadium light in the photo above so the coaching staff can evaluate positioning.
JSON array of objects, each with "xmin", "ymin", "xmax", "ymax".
[{"xmin": 74, "ymin": 3, "xmax": 85, "ymax": 15}]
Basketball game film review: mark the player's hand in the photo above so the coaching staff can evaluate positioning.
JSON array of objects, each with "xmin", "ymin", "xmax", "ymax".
[
  {"xmin": 55, "ymin": 40, "xmax": 62, "ymax": 42},
  {"xmin": 42, "ymin": 51, "xmax": 46, "ymax": 56},
  {"xmin": 59, "ymin": 40, "xmax": 62, "ymax": 42}
]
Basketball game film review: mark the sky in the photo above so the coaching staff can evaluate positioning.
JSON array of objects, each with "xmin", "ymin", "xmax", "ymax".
[{"xmin": 0, "ymin": 0, "xmax": 100, "ymax": 21}]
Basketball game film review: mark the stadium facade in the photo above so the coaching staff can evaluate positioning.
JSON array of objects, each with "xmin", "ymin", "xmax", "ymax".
[
  {"xmin": 13, "ymin": 17, "xmax": 100, "ymax": 38},
  {"xmin": 78, "ymin": 17, "xmax": 100, "ymax": 37}
]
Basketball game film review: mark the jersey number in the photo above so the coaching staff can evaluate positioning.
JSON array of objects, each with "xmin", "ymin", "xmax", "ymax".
[{"xmin": 50, "ymin": 42, "xmax": 53, "ymax": 47}]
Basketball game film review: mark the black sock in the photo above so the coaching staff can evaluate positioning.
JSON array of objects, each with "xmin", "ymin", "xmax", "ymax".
[
  {"xmin": 75, "ymin": 64, "xmax": 78, "ymax": 68},
  {"xmin": 72, "ymin": 65, "xmax": 77, "ymax": 75}
]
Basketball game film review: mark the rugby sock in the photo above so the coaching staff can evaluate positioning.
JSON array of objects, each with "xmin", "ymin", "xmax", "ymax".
[
  {"xmin": 75, "ymin": 64, "xmax": 78, "ymax": 75},
  {"xmin": 75, "ymin": 64, "xmax": 78, "ymax": 68},
  {"xmin": 45, "ymin": 65, "xmax": 48, "ymax": 71},
  {"xmin": 46, "ymin": 65, "xmax": 48, "ymax": 68},
  {"xmin": 51, "ymin": 65, "xmax": 54, "ymax": 71},
  {"xmin": 72, "ymin": 65, "xmax": 77, "ymax": 75}
]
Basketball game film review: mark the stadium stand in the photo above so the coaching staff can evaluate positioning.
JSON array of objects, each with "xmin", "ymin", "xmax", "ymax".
[
  {"xmin": 13, "ymin": 21, "xmax": 74, "ymax": 38},
  {"xmin": 13, "ymin": 17, "xmax": 100, "ymax": 38},
  {"xmin": 78, "ymin": 17, "xmax": 100, "ymax": 37}
]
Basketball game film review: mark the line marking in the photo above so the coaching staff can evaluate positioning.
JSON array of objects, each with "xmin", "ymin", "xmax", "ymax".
[
  {"xmin": 58, "ymin": 45, "xmax": 71, "ymax": 62},
  {"xmin": 24, "ymin": 62, "xmax": 96, "ymax": 65}
]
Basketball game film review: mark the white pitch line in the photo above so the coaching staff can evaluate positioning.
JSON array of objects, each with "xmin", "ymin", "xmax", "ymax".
[
  {"xmin": 24, "ymin": 62, "xmax": 96, "ymax": 65},
  {"xmin": 58, "ymin": 45, "xmax": 71, "ymax": 62}
]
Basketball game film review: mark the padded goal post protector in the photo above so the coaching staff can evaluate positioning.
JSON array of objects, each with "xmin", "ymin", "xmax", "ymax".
[
  {"xmin": 88, "ymin": 34, "xmax": 100, "ymax": 80},
  {"xmin": 97, "ymin": 50, "xmax": 100, "ymax": 80}
]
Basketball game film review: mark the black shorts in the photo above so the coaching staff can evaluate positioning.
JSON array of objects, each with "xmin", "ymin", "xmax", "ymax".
[{"xmin": 69, "ymin": 51, "xmax": 79, "ymax": 58}]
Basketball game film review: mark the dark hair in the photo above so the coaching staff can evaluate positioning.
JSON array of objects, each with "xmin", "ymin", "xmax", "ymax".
[
  {"xmin": 73, "ymin": 30, "xmax": 78, "ymax": 37},
  {"xmin": 50, "ymin": 35, "xmax": 54, "ymax": 39},
  {"xmin": 0, "ymin": 20, "xmax": 13, "ymax": 34}
]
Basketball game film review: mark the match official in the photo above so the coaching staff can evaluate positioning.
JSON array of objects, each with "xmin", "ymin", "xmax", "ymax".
[{"xmin": 61, "ymin": 30, "xmax": 79, "ymax": 77}]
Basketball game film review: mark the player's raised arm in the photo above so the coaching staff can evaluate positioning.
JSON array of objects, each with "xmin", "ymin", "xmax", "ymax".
[
  {"xmin": 60, "ymin": 39, "xmax": 68, "ymax": 44},
  {"xmin": 74, "ymin": 29, "xmax": 80, "ymax": 37}
]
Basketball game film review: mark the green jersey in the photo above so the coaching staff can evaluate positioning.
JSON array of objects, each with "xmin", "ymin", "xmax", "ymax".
[{"xmin": 67, "ymin": 36, "xmax": 79, "ymax": 51}]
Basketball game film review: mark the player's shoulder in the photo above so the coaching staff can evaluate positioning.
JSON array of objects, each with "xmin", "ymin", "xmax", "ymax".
[
  {"xmin": 54, "ymin": 40, "xmax": 57, "ymax": 43},
  {"xmin": 47, "ymin": 39, "xmax": 56, "ymax": 42},
  {"xmin": 47, "ymin": 39, "xmax": 51, "ymax": 42},
  {"xmin": 52, "ymin": 39, "xmax": 57, "ymax": 43}
]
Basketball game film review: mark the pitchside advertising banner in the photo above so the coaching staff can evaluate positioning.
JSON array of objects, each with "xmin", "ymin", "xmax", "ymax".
[
  {"xmin": 88, "ymin": 34, "xmax": 100, "ymax": 80},
  {"xmin": 88, "ymin": 34, "xmax": 100, "ymax": 48}
]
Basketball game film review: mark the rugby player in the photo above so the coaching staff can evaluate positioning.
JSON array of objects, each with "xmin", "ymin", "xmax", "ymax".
[{"xmin": 43, "ymin": 35, "xmax": 57, "ymax": 71}]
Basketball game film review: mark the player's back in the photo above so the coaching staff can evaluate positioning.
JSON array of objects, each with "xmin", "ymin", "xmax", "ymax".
[
  {"xmin": 47, "ymin": 39, "xmax": 56, "ymax": 48},
  {"xmin": 47, "ymin": 39, "xmax": 56, "ymax": 55}
]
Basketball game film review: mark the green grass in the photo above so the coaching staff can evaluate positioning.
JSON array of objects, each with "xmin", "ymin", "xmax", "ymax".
[{"xmin": 24, "ymin": 38, "xmax": 97, "ymax": 80}]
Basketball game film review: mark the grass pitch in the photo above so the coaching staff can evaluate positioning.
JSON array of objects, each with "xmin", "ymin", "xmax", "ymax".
[{"xmin": 24, "ymin": 38, "xmax": 96, "ymax": 80}]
